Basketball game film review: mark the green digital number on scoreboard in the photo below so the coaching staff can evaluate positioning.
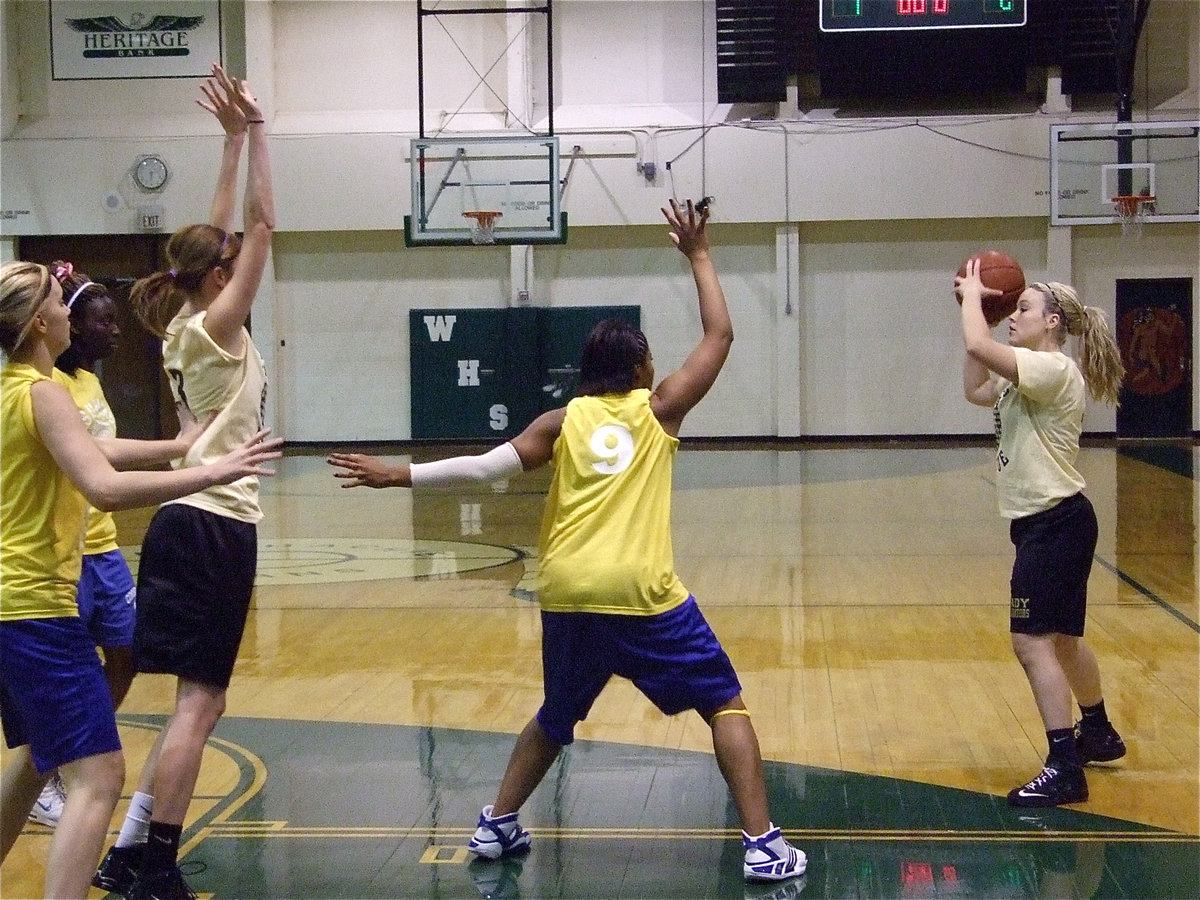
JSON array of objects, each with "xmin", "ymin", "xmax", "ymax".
[{"xmin": 821, "ymin": 0, "xmax": 1025, "ymax": 32}]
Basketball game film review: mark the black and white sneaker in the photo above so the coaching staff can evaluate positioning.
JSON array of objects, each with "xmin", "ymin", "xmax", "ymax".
[
  {"xmin": 1076, "ymin": 721, "xmax": 1127, "ymax": 764},
  {"xmin": 126, "ymin": 865, "xmax": 197, "ymax": 900},
  {"xmin": 1007, "ymin": 765, "xmax": 1088, "ymax": 808},
  {"xmin": 93, "ymin": 844, "xmax": 144, "ymax": 894}
]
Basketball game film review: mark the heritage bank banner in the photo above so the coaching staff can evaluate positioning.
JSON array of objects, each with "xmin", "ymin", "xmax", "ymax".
[{"xmin": 50, "ymin": 1, "xmax": 221, "ymax": 80}]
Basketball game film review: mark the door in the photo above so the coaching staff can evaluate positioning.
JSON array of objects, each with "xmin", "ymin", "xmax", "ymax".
[{"xmin": 1115, "ymin": 278, "xmax": 1193, "ymax": 438}]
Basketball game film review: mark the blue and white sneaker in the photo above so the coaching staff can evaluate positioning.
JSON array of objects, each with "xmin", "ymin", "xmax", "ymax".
[
  {"xmin": 28, "ymin": 775, "xmax": 66, "ymax": 827},
  {"xmin": 467, "ymin": 805, "xmax": 533, "ymax": 860},
  {"xmin": 743, "ymin": 825, "xmax": 806, "ymax": 882}
]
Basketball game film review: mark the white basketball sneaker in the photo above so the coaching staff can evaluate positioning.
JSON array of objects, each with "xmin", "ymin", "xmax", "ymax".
[{"xmin": 28, "ymin": 774, "xmax": 66, "ymax": 827}]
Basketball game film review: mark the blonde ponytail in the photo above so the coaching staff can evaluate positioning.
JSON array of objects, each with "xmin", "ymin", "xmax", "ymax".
[
  {"xmin": 1035, "ymin": 282, "xmax": 1125, "ymax": 407},
  {"xmin": 1076, "ymin": 305, "xmax": 1125, "ymax": 407}
]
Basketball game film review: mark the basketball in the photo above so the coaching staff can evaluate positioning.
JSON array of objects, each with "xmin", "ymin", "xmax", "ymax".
[{"xmin": 956, "ymin": 250, "xmax": 1025, "ymax": 325}]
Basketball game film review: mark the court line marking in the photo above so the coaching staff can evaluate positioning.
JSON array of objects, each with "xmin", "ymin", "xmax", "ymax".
[
  {"xmin": 194, "ymin": 824, "xmax": 1197, "ymax": 843},
  {"xmin": 1093, "ymin": 554, "xmax": 1200, "ymax": 633},
  {"xmin": 115, "ymin": 713, "xmax": 1199, "ymax": 853}
]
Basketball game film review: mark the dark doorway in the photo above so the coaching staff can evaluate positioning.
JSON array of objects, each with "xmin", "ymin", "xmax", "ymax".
[
  {"xmin": 1115, "ymin": 278, "xmax": 1193, "ymax": 438},
  {"xmin": 19, "ymin": 234, "xmax": 172, "ymax": 439}
]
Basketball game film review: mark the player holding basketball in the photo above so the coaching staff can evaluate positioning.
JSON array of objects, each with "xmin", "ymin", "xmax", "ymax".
[
  {"xmin": 328, "ymin": 199, "xmax": 805, "ymax": 885},
  {"xmin": 957, "ymin": 260, "xmax": 1127, "ymax": 807}
]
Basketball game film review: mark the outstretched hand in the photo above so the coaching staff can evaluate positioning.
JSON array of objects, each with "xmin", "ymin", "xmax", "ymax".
[
  {"xmin": 196, "ymin": 63, "xmax": 262, "ymax": 133},
  {"xmin": 327, "ymin": 452, "xmax": 407, "ymax": 489},
  {"xmin": 662, "ymin": 198, "xmax": 710, "ymax": 259},
  {"xmin": 212, "ymin": 429, "xmax": 284, "ymax": 484}
]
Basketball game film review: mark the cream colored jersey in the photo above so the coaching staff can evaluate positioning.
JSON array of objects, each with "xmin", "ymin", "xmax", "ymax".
[
  {"xmin": 53, "ymin": 367, "xmax": 119, "ymax": 554},
  {"xmin": 994, "ymin": 348, "xmax": 1086, "ymax": 519},
  {"xmin": 1, "ymin": 363, "xmax": 88, "ymax": 620},
  {"xmin": 162, "ymin": 310, "xmax": 267, "ymax": 523},
  {"xmin": 536, "ymin": 389, "xmax": 690, "ymax": 615}
]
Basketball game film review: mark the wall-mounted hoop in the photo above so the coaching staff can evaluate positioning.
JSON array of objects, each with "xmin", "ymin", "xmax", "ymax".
[
  {"xmin": 1111, "ymin": 194, "xmax": 1155, "ymax": 238},
  {"xmin": 463, "ymin": 211, "xmax": 502, "ymax": 245}
]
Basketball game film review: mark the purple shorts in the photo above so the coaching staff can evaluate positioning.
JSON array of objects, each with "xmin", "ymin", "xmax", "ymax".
[
  {"xmin": 537, "ymin": 596, "xmax": 742, "ymax": 745},
  {"xmin": 77, "ymin": 549, "xmax": 136, "ymax": 648},
  {"xmin": 0, "ymin": 616, "xmax": 121, "ymax": 773}
]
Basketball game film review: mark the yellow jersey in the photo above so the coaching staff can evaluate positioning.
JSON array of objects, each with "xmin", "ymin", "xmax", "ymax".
[
  {"xmin": 52, "ymin": 367, "xmax": 120, "ymax": 554},
  {"xmin": 537, "ymin": 389, "xmax": 689, "ymax": 615},
  {"xmin": 1, "ymin": 363, "xmax": 88, "ymax": 620}
]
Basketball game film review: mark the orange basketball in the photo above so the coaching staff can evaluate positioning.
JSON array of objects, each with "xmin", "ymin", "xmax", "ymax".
[{"xmin": 956, "ymin": 250, "xmax": 1025, "ymax": 325}]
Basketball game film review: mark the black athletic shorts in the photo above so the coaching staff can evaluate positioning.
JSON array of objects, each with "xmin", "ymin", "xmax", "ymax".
[
  {"xmin": 134, "ymin": 504, "xmax": 257, "ymax": 689},
  {"xmin": 1009, "ymin": 492, "xmax": 1097, "ymax": 637}
]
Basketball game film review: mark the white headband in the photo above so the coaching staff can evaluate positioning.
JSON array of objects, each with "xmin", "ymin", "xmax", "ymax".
[{"xmin": 66, "ymin": 281, "xmax": 96, "ymax": 309}]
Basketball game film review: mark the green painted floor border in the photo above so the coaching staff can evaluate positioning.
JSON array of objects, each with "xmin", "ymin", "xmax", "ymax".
[{"xmin": 102, "ymin": 715, "xmax": 1199, "ymax": 899}]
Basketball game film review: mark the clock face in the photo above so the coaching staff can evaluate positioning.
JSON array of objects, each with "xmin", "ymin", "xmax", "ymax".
[{"xmin": 134, "ymin": 155, "xmax": 168, "ymax": 191}]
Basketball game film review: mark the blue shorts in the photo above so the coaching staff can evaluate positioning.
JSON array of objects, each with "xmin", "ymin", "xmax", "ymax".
[
  {"xmin": 77, "ymin": 549, "xmax": 136, "ymax": 648},
  {"xmin": 0, "ymin": 617, "xmax": 121, "ymax": 773},
  {"xmin": 536, "ymin": 596, "xmax": 742, "ymax": 746}
]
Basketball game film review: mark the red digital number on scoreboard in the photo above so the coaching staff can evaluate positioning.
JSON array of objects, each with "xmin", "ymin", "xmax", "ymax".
[{"xmin": 897, "ymin": 1, "xmax": 950, "ymax": 13}]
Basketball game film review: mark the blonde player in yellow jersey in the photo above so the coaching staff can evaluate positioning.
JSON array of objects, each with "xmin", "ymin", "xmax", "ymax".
[
  {"xmin": 0, "ymin": 261, "xmax": 282, "ymax": 899},
  {"xmin": 328, "ymin": 199, "xmax": 805, "ymax": 885},
  {"xmin": 24, "ymin": 262, "xmax": 143, "ymax": 832}
]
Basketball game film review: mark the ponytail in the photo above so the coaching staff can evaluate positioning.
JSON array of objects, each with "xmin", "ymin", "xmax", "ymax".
[
  {"xmin": 1033, "ymin": 282, "xmax": 1125, "ymax": 407},
  {"xmin": 1076, "ymin": 305, "xmax": 1125, "ymax": 407},
  {"xmin": 131, "ymin": 223, "xmax": 241, "ymax": 338},
  {"xmin": 130, "ymin": 270, "xmax": 186, "ymax": 339}
]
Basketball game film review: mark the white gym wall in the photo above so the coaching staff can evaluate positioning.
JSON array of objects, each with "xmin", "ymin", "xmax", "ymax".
[{"xmin": 2, "ymin": 0, "xmax": 1198, "ymax": 439}]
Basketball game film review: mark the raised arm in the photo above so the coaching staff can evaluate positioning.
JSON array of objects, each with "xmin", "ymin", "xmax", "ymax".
[
  {"xmin": 32, "ymin": 381, "xmax": 282, "ymax": 511},
  {"xmin": 328, "ymin": 408, "xmax": 566, "ymax": 489},
  {"xmin": 963, "ymin": 355, "xmax": 1001, "ymax": 407},
  {"xmin": 198, "ymin": 63, "xmax": 246, "ymax": 234},
  {"xmin": 958, "ymin": 257, "xmax": 1018, "ymax": 388},
  {"xmin": 198, "ymin": 65, "xmax": 276, "ymax": 353},
  {"xmin": 649, "ymin": 199, "xmax": 733, "ymax": 435}
]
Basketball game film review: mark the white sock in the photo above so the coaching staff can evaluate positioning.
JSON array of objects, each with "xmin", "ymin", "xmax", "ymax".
[{"xmin": 114, "ymin": 792, "xmax": 154, "ymax": 848}]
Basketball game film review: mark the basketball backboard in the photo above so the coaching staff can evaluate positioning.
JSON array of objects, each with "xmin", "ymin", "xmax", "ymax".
[
  {"xmin": 405, "ymin": 135, "xmax": 566, "ymax": 246},
  {"xmin": 1050, "ymin": 121, "xmax": 1200, "ymax": 226}
]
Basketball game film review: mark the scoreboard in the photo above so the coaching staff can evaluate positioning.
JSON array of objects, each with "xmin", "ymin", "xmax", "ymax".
[{"xmin": 820, "ymin": 0, "xmax": 1027, "ymax": 32}]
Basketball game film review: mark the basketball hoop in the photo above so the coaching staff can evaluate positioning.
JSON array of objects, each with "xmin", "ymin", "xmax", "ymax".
[
  {"xmin": 464, "ymin": 211, "xmax": 502, "ymax": 245},
  {"xmin": 1111, "ymin": 195, "xmax": 1154, "ymax": 238}
]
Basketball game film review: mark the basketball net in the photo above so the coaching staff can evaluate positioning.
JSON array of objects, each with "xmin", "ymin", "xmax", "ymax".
[
  {"xmin": 464, "ymin": 211, "xmax": 501, "ymax": 245},
  {"xmin": 1111, "ymin": 195, "xmax": 1154, "ymax": 238}
]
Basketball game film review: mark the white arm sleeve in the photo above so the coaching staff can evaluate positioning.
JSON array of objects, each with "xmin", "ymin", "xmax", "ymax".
[{"xmin": 409, "ymin": 442, "xmax": 524, "ymax": 486}]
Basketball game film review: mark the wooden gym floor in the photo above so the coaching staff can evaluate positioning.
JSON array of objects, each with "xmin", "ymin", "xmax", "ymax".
[{"xmin": 3, "ymin": 440, "xmax": 1198, "ymax": 899}]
